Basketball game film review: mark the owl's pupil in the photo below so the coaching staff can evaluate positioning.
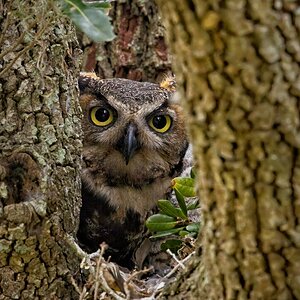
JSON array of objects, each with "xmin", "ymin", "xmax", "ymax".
[
  {"xmin": 153, "ymin": 115, "xmax": 166, "ymax": 129},
  {"xmin": 96, "ymin": 108, "xmax": 110, "ymax": 122}
]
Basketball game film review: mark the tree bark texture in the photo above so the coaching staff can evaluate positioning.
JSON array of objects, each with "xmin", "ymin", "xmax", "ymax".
[
  {"xmin": 80, "ymin": 0, "xmax": 172, "ymax": 82},
  {"xmin": 156, "ymin": 1, "xmax": 300, "ymax": 299},
  {"xmin": 0, "ymin": 1, "xmax": 83, "ymax": 298}
]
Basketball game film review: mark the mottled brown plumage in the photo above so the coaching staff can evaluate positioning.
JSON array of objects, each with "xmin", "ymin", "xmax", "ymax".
[{"xmin": 77, "ymin": 73, "xmax": 188, "ymax": 268}]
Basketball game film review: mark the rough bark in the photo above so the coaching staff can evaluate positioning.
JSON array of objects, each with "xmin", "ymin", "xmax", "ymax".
[
  {"xmin": 0, "ymin": 1, "xmax": 83, "ymax": 298},
  {"xmin": 80, "ymin": 0, "xmax": 172, "ymax": 82},
  {"xmin": 156, "ymin": 0, "xmax": 300, "ymax": 299}
]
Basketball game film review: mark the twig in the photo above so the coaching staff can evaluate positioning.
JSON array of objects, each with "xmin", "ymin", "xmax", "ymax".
[
  {"xmin": 70, "ymin": 276, "xmax": 89, "ymax": 300},
  {"xmin": 123, "ymin": 267, "xmax": 153, "ymax": 300},
  {"xmin": 126, "ymin": 266, "xmax": 153, "ymax": 284},
  {"xmin": 93, "ymin": 243, "xmax": 126, "ymax": 300},
  {"xmin": 93, "ymin": 243, "xmax": 106, "ymax": 300},
  {"xmin": 0, "ymin": 0, "xmax": 55, "ymax": 77},
  {"xmin": 0, "ymin": 18, "xmax": 49, "ymax": 77},
  {"xmin": 70, "ymin": 276, "xmax": 82, "ymax": 295},
  {"xmin": 164, "ymin": 251, "xmax": 195, "ymax": 279},
  {"xmin": 79, "ymin": 286, "xmax": 88, "ymax": 300},
  {"xmin": 76, "ymin": 244, "xmax": 126, "ymax": 300},
  {"xmin": 0, "ymin": 3, "xmax": 11, "ymax": 46},
  {"xmin": 98, "ymin": 265, "xmax": 126, "ymax": 300},
  {"xmin": 0, "ymin": 25, "xmax": 31, "ymax": 61},
  {"xmin": 166, "ymin": 249, "xmax": 186, "ymax": 269},
  {"xmin": 0, "ymin": 3, "xmax": 42, "ymax": 60}
]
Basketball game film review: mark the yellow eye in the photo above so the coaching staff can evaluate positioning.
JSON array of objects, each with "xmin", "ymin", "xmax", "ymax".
[
  {"xmin": 90, "ymin": 107, "xmax": 114, "ymax": 127},
  {"xmin": 149, "ymin": 115, "xmax": 172, "ymax": 133}
]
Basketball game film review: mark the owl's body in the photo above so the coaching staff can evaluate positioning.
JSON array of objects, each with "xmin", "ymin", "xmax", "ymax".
[{"xmin": 77, "ymin": 74, "xmax": 188, "ymax": 268}]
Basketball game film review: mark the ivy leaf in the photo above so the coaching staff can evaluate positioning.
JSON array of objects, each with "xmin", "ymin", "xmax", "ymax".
[
  {"xmin": 157, "ymin": 199, "xmax": 188, "ymax": 220},
  {"xmin": 146, "ymin": 214, "xmax": 177, "ymax": 232},
  {"xmin": 64, "ymin": 0, "xmax": 115, "ymax": 42},
  {"xmin": 161, "ymin": 239, "xmax": 182, "ymax": 253}
]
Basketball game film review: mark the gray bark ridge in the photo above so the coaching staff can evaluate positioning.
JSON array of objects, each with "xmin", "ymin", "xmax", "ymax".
[{"xmin": 0, "ymin": 1, "xmax": 83, "ymax": 299}]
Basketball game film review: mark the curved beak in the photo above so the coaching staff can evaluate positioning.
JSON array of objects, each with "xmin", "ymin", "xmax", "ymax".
[{"xmin": 117, "ymin": 123, "xmax": 139, "ymax": 165}]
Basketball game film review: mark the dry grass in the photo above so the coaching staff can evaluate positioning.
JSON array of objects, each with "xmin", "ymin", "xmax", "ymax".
[{"xmin": 71, "ymin": 241, "xmax": 196, "ymax": 300}]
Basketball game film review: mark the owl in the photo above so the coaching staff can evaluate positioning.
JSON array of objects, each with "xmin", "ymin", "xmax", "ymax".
[{"xmin": 77, "ymin": 73, "xmax": 188, "ymax": 268}]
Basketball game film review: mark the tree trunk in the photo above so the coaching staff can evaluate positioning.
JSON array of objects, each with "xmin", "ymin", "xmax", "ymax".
[
  {"xmin": 80, "ymin": 0, "xmax": 172, "ymax": 82},
  {"xmin": 0, "ymin": 1, "xmax": 83, "ymax": 298},
  {"xmin": 156, "ymin": 1, "xmax": 300, "ymax": 299}
]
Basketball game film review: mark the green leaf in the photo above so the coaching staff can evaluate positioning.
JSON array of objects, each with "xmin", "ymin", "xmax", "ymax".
[
  {"xmin": 64, "ymin": 0, "xmax": 115, "ymax": 42},
  {"xmin": 174, "ymin": 188, "xmax": 188, "ymax": 217},
  {"xmin": 188, "ymin": 232, "xmax": 197, "ymax": 238},
  {"xmin": 190, "ymin": 167, "xmax": 197, "ymax": 179},
  {"xmin": 173, "ymin": 177, "xmax": 194, "ymax": 188},
  {"xmin": 187, "ymin": 198, "xmax": 199, "ymax": 210},
  {"xmin": 186, "ymin": 222, "xmax": 200, "ymax": 233},
  {"xmin": 172, "ymin": 177, "xmax": 196, "ymax": 197},
  {"xmin": 84, "ymin": 2, "xmax": 111, "ymax": 9},
  {"xmin": 161, "ymin": 239, "xmax": 182, "ymax": 253},
  {"xmin": 157, "ymin": 200, "xmax": 187, "ymax": 220},
  {"xmin": 179, "ymin": 230, "xmax": 190, "ymax": 237},
  {"xmin": 146, "ymin": 214, "xmax": 177, "ymax": 232},
  {"xmin": 67, "ymin": 0, "xmax": 112, "ymax": 9},
  {"xmin": 150, "ymin": 227, "xmax": 185, "ymax": 239}
]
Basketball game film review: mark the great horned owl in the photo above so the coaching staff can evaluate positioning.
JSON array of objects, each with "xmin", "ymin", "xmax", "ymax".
[{"xmin": 77, "ymin": 73, "xmax": 188, "ymax": 268}]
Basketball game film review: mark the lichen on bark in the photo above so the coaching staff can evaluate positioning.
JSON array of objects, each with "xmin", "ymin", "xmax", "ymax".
[{"xmin": 0, "ymin": 1, "xmax": 83, "ymax": 298}]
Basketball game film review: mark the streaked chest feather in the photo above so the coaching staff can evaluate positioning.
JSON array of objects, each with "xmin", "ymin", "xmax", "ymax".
[{"xmin": 83, "ymin": 174, "xmax": 172, "ymax": 219}]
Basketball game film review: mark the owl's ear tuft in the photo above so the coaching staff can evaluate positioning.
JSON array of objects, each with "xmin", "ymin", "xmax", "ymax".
[
  {"xmin": 159, "ymin": 74, "xmax": 176, "ymax": 92},
  {"xmin": 78, "ymin": 72, "xmax": 100, "ymax": 93}
]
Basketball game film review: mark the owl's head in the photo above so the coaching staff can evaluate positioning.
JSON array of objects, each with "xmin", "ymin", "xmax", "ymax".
[{"xmin": 79, "ymin": 73, "xmax": 188, "ymax": 187}]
